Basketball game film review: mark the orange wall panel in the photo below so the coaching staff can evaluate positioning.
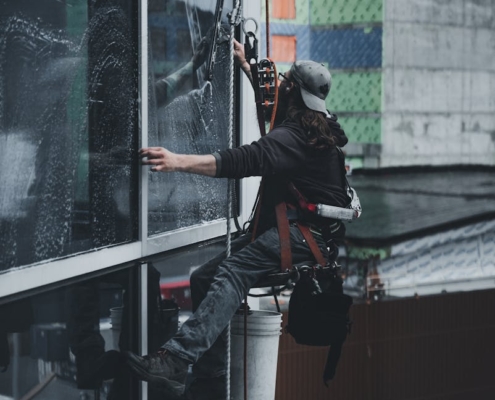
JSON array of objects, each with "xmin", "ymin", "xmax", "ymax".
[
  {"xmin": 272, "ymin": 0, "xmax": 296, "ymax": 19},
  {"xmin": 271, "ymin": 35, "xmax": 297, "ymax": 63}
]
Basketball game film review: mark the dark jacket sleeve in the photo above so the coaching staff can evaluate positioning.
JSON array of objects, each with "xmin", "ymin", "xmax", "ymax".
[{"xmin": 214, "ymin": 128, "xmax": 306, "ymax": 179}]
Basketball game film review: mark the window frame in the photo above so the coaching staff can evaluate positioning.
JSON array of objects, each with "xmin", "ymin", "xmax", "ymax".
[
  {"xmin": 0, "ymin": 0, "xmax": 260, "ymax": 304},
  {"xmin": 0, "ymin": 2, "xmax": 262, "ymax": 397}
]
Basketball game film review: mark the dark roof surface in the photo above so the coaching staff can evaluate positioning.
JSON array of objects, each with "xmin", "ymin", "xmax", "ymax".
[{"xmin": 345, "ymin": 167, "xmax": 495, "ymax": 246}]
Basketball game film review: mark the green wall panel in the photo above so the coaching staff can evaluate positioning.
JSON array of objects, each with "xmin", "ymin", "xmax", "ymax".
[
  {"xmin": 338, "ymin": 116, "xmax": 381, "ymax": 143},
  {"xmin": 347, "ymin": 245, "xmax": 390, "ymax": 260},
  {"xmin": 262, "ymin": 0, "xmax": 309, "ymax": 25},
  {"xmin": 275, "ymin": 62, "xmax": 291, "ymax": 74},
  {"xmin": 310, "ymin": 0, "xmax": 383, "ymax": 25},
  {"xmin": 327, "ymin": 71, "xmax": 381, "ymax": 113}
]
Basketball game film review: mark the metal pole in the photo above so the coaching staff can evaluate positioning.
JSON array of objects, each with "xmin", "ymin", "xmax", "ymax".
[{"xmin": 139, "ymin": 0, "xmax": 149, "ymax": 398}]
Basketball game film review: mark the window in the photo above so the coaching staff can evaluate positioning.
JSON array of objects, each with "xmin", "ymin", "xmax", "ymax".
[
  {"xmin": 272, "ymin": 0, "xmax": 296, "ymax": 20},
  {"xmin": 150, "ymin": 28, "xmax": 168, "ymax": 60},
  {"xmin": 0, "ymin": 267, "xmax": 143, "ymax": 399},
  {"xmin": 148, "ymin": 0, "xmax": 234, "ymax": 235},
  {"xmin": 0, "ymin": 0, "xmax": 139, "ymax": 272},
  {"xmin": 272, "ymin": 35, "xmax": 297, "ymax": 63}
]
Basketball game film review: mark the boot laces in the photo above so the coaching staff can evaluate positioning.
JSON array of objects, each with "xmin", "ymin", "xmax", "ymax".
[{"xmin": 143, "ymin": 349, "xmax": 167, "ymax": 364}]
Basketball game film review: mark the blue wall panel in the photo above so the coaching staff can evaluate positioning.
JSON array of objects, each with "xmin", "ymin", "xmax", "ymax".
[{"xmin": 310, "ymin": 27, "xmax": 382, "ymax": 69}]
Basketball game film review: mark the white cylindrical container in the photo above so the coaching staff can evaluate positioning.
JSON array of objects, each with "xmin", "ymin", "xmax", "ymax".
[
  {"xmin": 230, "ymin": 310, "xmax": 282, "ymax": 400},
  {"xmin": 110, "ymin": 306, "xmax": 124, "ymax": 350}
]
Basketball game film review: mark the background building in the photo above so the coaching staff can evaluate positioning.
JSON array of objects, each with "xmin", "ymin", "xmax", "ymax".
[{"xmin": 263, "ymin": 0, "xmax": 495, "ymax": 169}]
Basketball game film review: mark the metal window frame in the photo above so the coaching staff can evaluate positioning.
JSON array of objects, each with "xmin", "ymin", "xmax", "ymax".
[
  {"xmin": 0, "ymin": 242, "xmax": 142, "ymax": 301},
  {"xmin": 0, "ymin": 0, "xmax": 262, "ymax": 294},
  {"xmin": 0, "ymin": 1, "xmax": 262, "ymax": 398},
  {"xmin": 139, "ymin": 0, "xmax": 149, "ymax": 398}
]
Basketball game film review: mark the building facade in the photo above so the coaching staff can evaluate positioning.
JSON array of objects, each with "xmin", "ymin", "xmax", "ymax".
[{"xmin": 263, "ymin": 0, "xmax": 495, "ymax": 168}]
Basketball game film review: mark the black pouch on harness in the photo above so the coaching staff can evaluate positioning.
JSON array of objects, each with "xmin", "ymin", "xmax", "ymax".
[{"xmin": 285, "ymin": 266, "xmax": 353, "ymax": 386}]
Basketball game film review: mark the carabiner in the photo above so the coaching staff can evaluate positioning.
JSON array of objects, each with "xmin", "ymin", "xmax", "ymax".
[
  {"xmin": 244, "ymin": 31, "xmax": 258, "ymax": 64},
  {"xmin": 242, "ymin": 17, "xmax": 258, "ymax": 36}
]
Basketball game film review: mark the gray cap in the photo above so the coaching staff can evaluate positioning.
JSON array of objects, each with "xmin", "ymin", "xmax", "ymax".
[{"xmin": 289, "ymin": 60, "xmax": 331, "ymax": 115}]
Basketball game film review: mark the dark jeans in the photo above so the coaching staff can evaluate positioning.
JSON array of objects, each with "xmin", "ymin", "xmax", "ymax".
[{"xmin": 163, "ymin": 226, "xmax": 329, "ymax": 397}]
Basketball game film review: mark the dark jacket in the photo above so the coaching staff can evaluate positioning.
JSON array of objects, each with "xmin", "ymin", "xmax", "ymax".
[{"xmin": 213, "ymin": 116, "xmax": 349, "ymax": 235}]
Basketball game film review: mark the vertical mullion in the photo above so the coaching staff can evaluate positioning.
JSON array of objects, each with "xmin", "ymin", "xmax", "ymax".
[
  {"xmin": 138, "ymin": 0, "xmax": 149, "ymax": 399},
  {"xmin": 139, "ymin": 262, "xmax": 149, "ymax": 400},
  {"xmin": 139, "ymin": 0, "xmax": 149, "ymax": 255}
]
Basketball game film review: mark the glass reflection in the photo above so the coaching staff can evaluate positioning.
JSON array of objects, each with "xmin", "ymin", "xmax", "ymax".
[
  {"xmin": 0, "ymin": 0, "xmax": 139, "ymax": 271},
  {"xmin": 148, "ymin": 0, "xmax": 234, "ymax": 235},
  {"xmin": 0, "ymin": 265, "xmax": 177, "ymax": 399},
  {"xmin": 0, "ymin": 268, "xmax": 135, "ymax": 399}
]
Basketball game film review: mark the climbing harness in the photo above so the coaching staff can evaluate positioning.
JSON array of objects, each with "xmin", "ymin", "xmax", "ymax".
[
  {"xmin": 238, "ymin": 4, "xmax": 362, "ymax": 393},
  {"xmin": 243, "ymin": 19, "xmax": 279, "ymax": 137},
  {"xmin": 239, "ymin": 11, "xmax": 286, "ymax": 400},
  {"xmin": 288, "ymin": 180, "xmax": 362, "ymax": 222},
  {"xmin": 219, "ymin": 1, "xmax": 361, "ymax": 397}
]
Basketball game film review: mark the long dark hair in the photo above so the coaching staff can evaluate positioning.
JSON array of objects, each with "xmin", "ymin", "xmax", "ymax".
[{"xmin": 287, "ymin": 88, "xmax": 336, "ymax": 150}]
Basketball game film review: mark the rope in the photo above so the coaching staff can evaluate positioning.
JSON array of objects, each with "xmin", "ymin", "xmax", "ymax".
[
  {"xmin": 242, "ymin": 3, "xmax": 278, "ymax": 399},
  {"xmin": 226, "ymin": 27, "xmax": 234, "ymax": 400},
  {"xmin": 265, "ymin": 0, "xmax": 270, "ymax": 58},
  {"xmin": 226, "ymin": 3, "xmax": 235, "ymax": 259},
  {"xmin": 226, "ymin": 2, "xmax": 241, "ymax": 398}
]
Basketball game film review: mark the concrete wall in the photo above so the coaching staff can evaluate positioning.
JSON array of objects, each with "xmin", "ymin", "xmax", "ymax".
[{"xmin": 382, "ymin": 0, "xmax": 495, "ymax": 167}]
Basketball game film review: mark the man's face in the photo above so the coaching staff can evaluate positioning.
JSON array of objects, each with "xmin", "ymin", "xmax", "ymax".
[
  {"xmin": 271, "ymin": 71, "xmax": 292, "ymax": 122},
  {"xmin": 278, "ymin": 70, "xmax": 292, "ymax": 98}
]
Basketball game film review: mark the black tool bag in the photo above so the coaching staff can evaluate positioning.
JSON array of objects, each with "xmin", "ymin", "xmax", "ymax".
[{"xmin": 286, "ymin": 265, "xmax": 353, "ymax": 386}]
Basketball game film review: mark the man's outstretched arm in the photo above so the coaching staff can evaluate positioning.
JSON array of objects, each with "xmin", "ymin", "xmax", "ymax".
[{"xmin": 140, "ymin": 147, "xmax": 217, "ymax": 177}]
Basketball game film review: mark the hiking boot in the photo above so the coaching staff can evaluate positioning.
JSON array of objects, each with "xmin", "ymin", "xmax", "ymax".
[{"xmin": 124, "ymin": 349, "xmax": 189, "ymax": 397}]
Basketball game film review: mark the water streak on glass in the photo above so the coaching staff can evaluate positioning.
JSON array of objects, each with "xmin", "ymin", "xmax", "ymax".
[
  {"xmin": 0, "ymin": 2, "xmax": 138, "ymax": 271},
  {"xmin": 148, "ymin": 0, "xmax": 233, "ymax": 235}
]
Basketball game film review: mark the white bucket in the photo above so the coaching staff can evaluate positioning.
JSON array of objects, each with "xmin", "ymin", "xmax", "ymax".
[
  {"xmin": 230, "ymin": 310, "xmax": 282, "ymax": 400},
  {"xmin": 110, "ymin": 306, "xmax": 124, "ymax": 349}
]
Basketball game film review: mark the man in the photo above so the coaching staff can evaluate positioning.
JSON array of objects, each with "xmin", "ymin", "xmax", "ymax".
[
  {"xmin": 154, "ymin": 36, "xmax": 210, "ymax": 108},
  {"xmin": 125, "ymin": 45, "xmax": 349, "ymax": 399}
]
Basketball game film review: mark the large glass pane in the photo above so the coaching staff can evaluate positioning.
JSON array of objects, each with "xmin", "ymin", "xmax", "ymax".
[
  {"xmin": 0, "ymin": 0, "xmax": 139, "ymax": 272},
  {"xmin": 0, "ymin": 267, "xmax": 145, "ymax": 399},
  {"xmin": 148, "ymin": 0, "xmax": 234, "ymax": 235}
]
